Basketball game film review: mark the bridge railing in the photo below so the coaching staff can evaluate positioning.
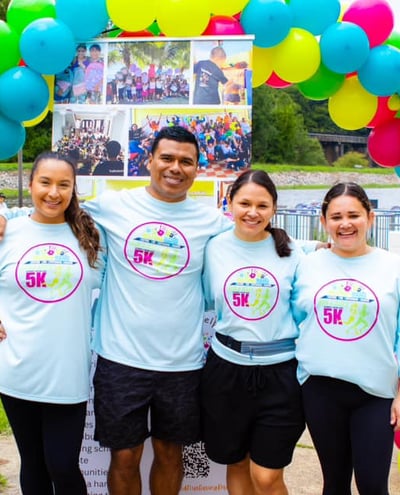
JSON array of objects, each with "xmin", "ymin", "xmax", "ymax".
[{"xmin": 274, "ymin": 209, "xmax": 400, "ymax": 250}]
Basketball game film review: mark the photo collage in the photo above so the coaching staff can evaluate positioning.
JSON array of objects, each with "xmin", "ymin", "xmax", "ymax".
[{"xmin": 52, "ymin": 37, "xmax": 253, "ymax": 184}]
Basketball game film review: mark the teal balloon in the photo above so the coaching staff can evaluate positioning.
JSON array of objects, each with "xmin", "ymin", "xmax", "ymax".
[
  {"xmin": 288, "ymin": 0, "xmax": 341, "ymax": 36},
  {"xmin": 320, "ymin": 21, "xmax": 370, "ymax": 74},
  {"xmin": 241, "ymin": 0, "xmax": 293, "ymax": 48},
  {"xmin": 0, "ymin": 67, "xmax": 49, "ymax": 123},
  {"xmin": 0, "ymin": 113, "xmax": 26, "ymax": 160},
  {"xmin": 395, "ymin": 166, "xmax": 400, "ymax": 178},
  {"xmin": 297, "ymin": 63, "xmax": 345, "ymax": 100},
  {"xmin": 358, "ymin": 45, "xmax": 400, "ymax": 97},
  {"xmin": 56, "ymin": 0, "xmax": 109, "ymax": 40},
  {"xmin": 20, "ymin": 18, "xmax": 75, "ymax": 75}
]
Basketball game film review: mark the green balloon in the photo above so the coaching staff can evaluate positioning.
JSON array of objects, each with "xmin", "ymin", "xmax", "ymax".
[
  {"xmin": 297, "ymin": 63, "xmax": 345, "ymax": 101},
  {"xmin": 385, "ymin": 31, "xmax": 400, "ymax": 51},
  {"xmin": 0, "ymin": 21, "xmax": 21, "ymax": 75},
  {"xmin": 7, "ymin": 0, "xmax": 56, "ymax": 35}
]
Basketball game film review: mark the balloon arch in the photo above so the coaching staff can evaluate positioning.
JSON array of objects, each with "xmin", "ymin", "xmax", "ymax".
[{"xmin": 1, "ymin": 0, "xmax": 400, "ymax": 174}]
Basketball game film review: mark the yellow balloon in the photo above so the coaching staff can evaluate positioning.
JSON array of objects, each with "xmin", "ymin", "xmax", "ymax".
[
  {"xmin": 329, "ymin": 76, "xmax": 378, "ymax": 131},
  {"xmin": 106, "ymin": 0, "xmax": 157, "ymax": 32},
  {"xmin": 211, "ymin": 0, "xmax": 248, "ymax": 16},
  {"xmin": 23, "ymin": 106, "xmax": 49, "ymax": 127},
  {"xmin": 388, "ymin": 94, "xmax": 400, "ymax": 111},
  {"xmin": 157, "ymin": 0, "xmax": 212, "ymax": 37},
  {"xmin": 43, "ymin": 74, "xmax": 54, "ymax": 112},
  {"xmin": 273, "ymin": 28, "xmax": 320, "ymax": 83},
  {"xmin": 252, "ymin": 46, "xmax": 275, "ymax": 87}
]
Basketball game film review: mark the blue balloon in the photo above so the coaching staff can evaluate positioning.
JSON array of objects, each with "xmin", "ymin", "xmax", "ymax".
[
  {"xmin": 20, "ymin": 17, "xmax": 76, "ymax": 75},
  {"xmin": 288, "ymin": 0, "xmax": 341, "ymax": 36},
  {"xmin": 0, "ymin": 67, "xmax": 49, "ymax": 123},
  {"xmin": 0, "ymin": 113, "xmax": 26, "ymax": 160},
  {"xmin": 320, "ymin": 22, "xmax": 370, "ymax": 74},
  {"xmin": 358, "ymin": 45, "xmax": 400, "ymax": 97},
  {"xmin": 241, "ymin": 0, "xmax": 293, "ymax": 48},
  {"xmin": 56, "ymin": 0, "xmax": 109, "ymax": 40}
]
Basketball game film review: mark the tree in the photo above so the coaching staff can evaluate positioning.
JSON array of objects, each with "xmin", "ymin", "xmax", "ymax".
[{"xmin": 252, "ymin": 85, "xmax": 327, "ymax": 165}]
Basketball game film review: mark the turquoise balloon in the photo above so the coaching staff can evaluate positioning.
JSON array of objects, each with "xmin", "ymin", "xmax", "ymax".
[
  {"xmin": 20, "ymin": 18, "xmax": 76, "ymax": 75},
  {"xmin": 288, "ymin": 0, "xmax": 341, "ymax": 36},
  {"xmin": 56, "ymin": 0, "xmax": 109, "ymax": 40},
  {"xmin": 320, "ymin": 21, "xmax": 370, "ymax": 74},
  {"xmin": 0, "ymin": 113, "xmax": 26, "ymax": 160},
  {"xmin": 297, "ymin": 63, "xmax": 345, "ymax": 100},
  {"xmin": 0, "ymin": 67, "xmax": 49, "ymax": 123},
  {"xmin": 358, "ymin": 45, "xmax": 400, "ymax": 97},
  {"xmin": 241, "ymin": 0, "xmax": 293, "ymax": 48}
]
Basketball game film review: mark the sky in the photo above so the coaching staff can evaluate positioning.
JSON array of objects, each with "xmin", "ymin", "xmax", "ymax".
[{"xmin": 387, "ymin": 0, "xmax": 400, "ymax": 30}]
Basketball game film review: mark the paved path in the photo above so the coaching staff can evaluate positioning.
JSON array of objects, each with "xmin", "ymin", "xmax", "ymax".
[{"xmin": 1, "ymin": 431, "xmax": 399, "ymax": 494}]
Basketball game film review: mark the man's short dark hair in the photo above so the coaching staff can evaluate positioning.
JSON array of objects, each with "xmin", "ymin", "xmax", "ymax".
[
  {"xmin": 0, "ymin": 193, "xmax": 6, "ymax": 199},
  {"xmin": 106, "ymin": 140, "xmax": 121, "ymax": 157},
  {"xmin": 151, "ymin": 126, "xmax": 199, "ymax": 161}
]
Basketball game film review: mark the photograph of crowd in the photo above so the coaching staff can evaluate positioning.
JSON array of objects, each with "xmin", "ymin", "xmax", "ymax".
[
  {"xmin": 52, "ymin": 107, "xmax": 129, "ymax": 176},
  {"xmin": 127, "ymin": 108, "xmax": 252, "ymax": 177}
]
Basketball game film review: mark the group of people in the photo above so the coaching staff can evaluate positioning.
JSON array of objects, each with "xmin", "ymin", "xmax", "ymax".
[
  {"xmin": 107, "ymin": 67, "xmax": 189, "ymax": 105},
  {"xmin": 54, "ymin": 131, "xmax": 124, "ymax": 176},
  {"xmin": 0, "ymin": 126, "xmax": 399, "ymax": 495}
]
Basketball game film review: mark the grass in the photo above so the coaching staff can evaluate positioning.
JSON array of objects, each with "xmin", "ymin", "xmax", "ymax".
[
  {"xmin": 0, "ymin": 402, "xmax": 10, "ymax": 435},
  {"xmin": 0, "ymin": 402, "xmax": 10, "ymax": 492},
  {"xmin": 1, "ymin": 162, "xmax": 399, "ymax": 200}
]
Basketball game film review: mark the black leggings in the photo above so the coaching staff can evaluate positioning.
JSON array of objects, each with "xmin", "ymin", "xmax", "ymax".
[
  {"xmin": 1, "ymin": 394, "xmax": 87, "ymax": 495},
  {"xmin": 302, "ymin": 376, "xmax": 394, "ymax": 495}
]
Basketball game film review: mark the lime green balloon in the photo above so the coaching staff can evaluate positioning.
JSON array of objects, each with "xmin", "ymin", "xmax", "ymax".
[
  {"xmin": 385, "ymin": 31, "xmax": 400, "ymax": 50},
  {"xmin": 7, "ymin": 0, "xmax": 56, "ymax": 35},
  {"xmin": 0, "ymin": 21, "xmax": 21, "ymax": 75},
  {"xmin": 252, "ymin": 45, "xmax": 275, "ymax": 87},
  {"xmin": 297, "ymin": 63, "xmax": 345, "ymax": 101},
  {"xmin": 106, "ymin": 0, "xmax": 156, "ymax": 32},
  {"xmin": 329, "ymin": 76, "xmax": 377, "ymax": 131},
  {"xmin": 211, "ymin": 0, "xmax": 248, "ymax": 16},
  {"xmin": 157, "ymin": 0, "xmax": 212, "ymax": 36},
  {"xmin": 273, "ymin": 28, "xmax": 320, "ymax": 83}
]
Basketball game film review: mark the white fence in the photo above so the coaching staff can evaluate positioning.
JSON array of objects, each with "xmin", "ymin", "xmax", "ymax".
[{"xmin": 274, "ymin": 209, "xmax": 400, "ymax": 250}]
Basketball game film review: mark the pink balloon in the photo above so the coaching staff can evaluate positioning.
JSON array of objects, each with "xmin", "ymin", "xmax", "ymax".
[
  {"xmin": 367, "ymin": 118, "xmax": 400, "ymax": 167},
  {"xmin": 366, "ymin": 96, "xmax": 397, "ymax": 128},
  {"xmin": 395, "ymin": 430, "xmax": 400, "ymax": 449},
  {"xmin": 343, "ymin": 0, "xmax": 394, "ymax": 47},
  {"xmin": 266, "ymin": 71, "xmax": 292, "ymax": 88},
  {"xmin": 202, "ymin": 15, "xmax": 245, "ymax": 35}
]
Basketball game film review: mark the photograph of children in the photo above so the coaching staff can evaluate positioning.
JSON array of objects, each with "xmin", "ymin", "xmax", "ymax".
[
  {"xmin": 54, "ymin": 43, "xmax": 105, "ymax": 105},
  {"xmin": 106, "ymin": 41, "xmax": 191, "ymax": 105},
  {"xmin": 192, "ymin": 39, "xmax": 252, "ymax": 106},
  {"xmin": 52, "ymin": 106, "xmax": 129, "ymax": 176},
  {"xmin": 127, "ymin": 108, "xmax": 252, "ymax": 178}
]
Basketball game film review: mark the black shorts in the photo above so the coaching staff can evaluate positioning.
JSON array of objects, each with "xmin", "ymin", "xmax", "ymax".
[
  {"xmin": 200, "ymin": 349, "xmax": 305, "ymax": 469},
  {"xmin": 93, "ymin": 356, "xmax": 202, "ymax": 450}
]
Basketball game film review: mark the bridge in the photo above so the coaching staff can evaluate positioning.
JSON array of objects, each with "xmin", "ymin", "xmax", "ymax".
[{"xmin": 309, "ymin": 132, "xmax": 369, "ymax": 164}]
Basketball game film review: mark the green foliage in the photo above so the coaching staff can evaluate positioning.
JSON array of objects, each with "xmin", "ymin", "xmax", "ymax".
[
  {"xmin": 332, "ymin": 151, "xmax": 369, "ymax": 168},
  {"xmin": 0, "ymin": 401, "xmax": 10, "ymax": 434},
  {"xmin": 252, "ymin": 85, "xmax": 328, "ymax": 165}
]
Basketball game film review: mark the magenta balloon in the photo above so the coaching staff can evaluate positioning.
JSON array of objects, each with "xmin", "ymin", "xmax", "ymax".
[
  {"xmin": 203, "ymin": 15, "xmax": 245, "ymax": 35},
  {"xmin": 367, "ymin": 119, "xmax": 400, "ymax": 167},
  {"xmin": 343, "ymin": 0, "xmax": 394, "ymax": 48}
]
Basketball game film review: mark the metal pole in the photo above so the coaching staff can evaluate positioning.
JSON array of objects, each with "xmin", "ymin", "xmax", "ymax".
[{"xmin": 17, "ymin": 148, "xmax": 23, "ymax": 207}]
